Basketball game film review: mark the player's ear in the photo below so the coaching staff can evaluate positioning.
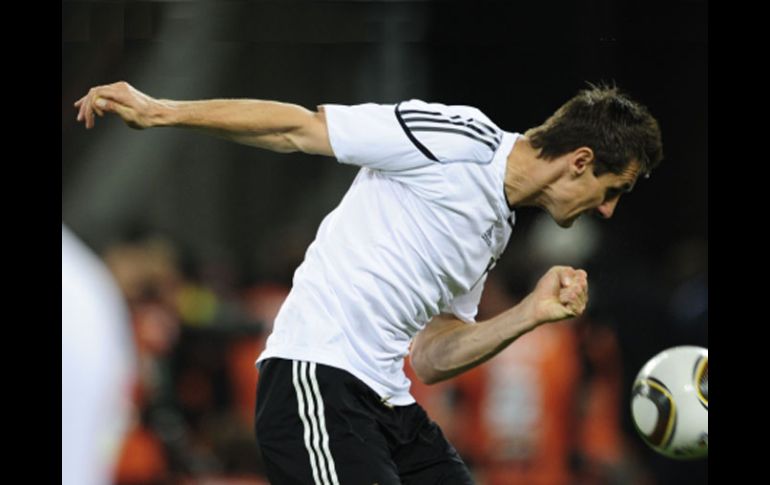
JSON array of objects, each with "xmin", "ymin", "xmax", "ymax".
[{"xmin": 571, "ymin": 147, "xmax": 595, "ymax": 176}]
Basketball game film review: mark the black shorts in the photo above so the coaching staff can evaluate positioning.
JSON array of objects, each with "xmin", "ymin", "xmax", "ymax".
[{"xmin": 255, "ymin": 358, "xmax": 473, "ymax": 485}]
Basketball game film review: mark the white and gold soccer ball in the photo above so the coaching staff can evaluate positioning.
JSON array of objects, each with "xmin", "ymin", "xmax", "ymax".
[{"xmin": 631, "ymin": 345, "xmax": 708, "ymax": 459}]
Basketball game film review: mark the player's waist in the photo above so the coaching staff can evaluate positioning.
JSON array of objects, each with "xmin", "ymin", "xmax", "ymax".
[{"xmin": 256, "ymin": 344, "xmax": 416, "ymax": 406}]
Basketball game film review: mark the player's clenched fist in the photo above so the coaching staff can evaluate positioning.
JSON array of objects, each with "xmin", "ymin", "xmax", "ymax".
[{"xmin": 521, "ymin": 265, "xmax": 589, "ymax": 324}]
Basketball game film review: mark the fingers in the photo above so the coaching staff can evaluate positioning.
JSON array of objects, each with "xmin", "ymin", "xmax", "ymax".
[
  {"xmin": 559, "ymin": 283, "xmax": 588, "ymax": 316},
  {"xmin": 91, "ymin": 97, "xmax": 133, "ymax": 124},
  {"xmin": 76, "ymin": 91, "xmax": 93, "ymax": 123},
  {"xmin": 91, "ymin": 84, "xmax": 134, "ymax": 106},
  {"xmin": 81, "ymin": 92, "xmax": 113, "ymax": 127},
  {"xmin": 93, "ymin": 98, "xmax": 105, "ymax": 117},
  {"xmin": 556, "ymin": 266, "xmax": 587, "ymax": 288},
  {"xmin": 84, "ymin": 89, "xmax": 112, "ymax": 128},
  {"xmin": 79, "ymin": 88, "xmax": 99, "ymax": 128},
  {"xmin": 556, "ymin": 266, "xmax": 589, "ymax": 316},
  {"xmin": 74, "ymin": 81, "xmax": 135, "ymax": 129},
  {"xmin": 76, "ymin": 94, "xmax": 88, "ymax": 123}
]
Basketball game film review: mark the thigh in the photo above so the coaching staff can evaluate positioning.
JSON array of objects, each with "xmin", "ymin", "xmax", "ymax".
[
  {"xmin": 255, "ymin": 358, "xmax": 402, "ymax": 485},
  {"xmin": 392, "ymin": 406, "xmax": 475, "ymax": 485}
]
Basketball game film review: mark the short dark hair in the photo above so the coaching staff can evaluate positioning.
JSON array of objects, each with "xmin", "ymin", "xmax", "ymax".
[{"xmin": 524, "ymin": 83, "xmax": 663, "ymax": 177}]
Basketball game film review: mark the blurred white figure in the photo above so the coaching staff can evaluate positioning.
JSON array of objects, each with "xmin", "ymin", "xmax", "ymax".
[{"xmin": 62, "ymin": 225, "xmax": 136, "ymax": 485}]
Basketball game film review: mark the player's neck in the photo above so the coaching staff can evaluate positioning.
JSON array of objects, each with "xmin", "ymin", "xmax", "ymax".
[{"xmin": 503, "ymin": 136, "xmax": 564, "ymax": 208}]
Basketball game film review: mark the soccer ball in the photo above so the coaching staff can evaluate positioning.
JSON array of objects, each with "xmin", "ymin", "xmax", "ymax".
[{"xmin": 630, "ymin": 345, "xmax": 708, "ymax": 459}]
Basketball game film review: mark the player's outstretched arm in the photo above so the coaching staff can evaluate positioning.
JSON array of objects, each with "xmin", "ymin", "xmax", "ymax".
[
  {"xmin": 410, "ymin": 266, "xmax": 588, "ymax": 385},
  {"xmin": 74, "ymin": 81, "xmax": 334, "ymax": 156}
]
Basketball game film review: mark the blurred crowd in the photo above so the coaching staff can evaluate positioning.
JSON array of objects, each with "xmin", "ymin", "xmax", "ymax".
[{"xmin": 87, "ymin": 213, "xmax": 706, "ymax": 485}]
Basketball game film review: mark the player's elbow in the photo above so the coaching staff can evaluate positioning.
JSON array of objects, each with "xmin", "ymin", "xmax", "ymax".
[
  {"xmin": 410, "ymin": 318, "xmax": 459, "ymax": 385},
  {"xmin": 286, "ymin": 109, "xmax": 335, "ymax": 157},
  {"xmin": 409, "ymin": 348, "xmax": 442, "ymax": 385}
]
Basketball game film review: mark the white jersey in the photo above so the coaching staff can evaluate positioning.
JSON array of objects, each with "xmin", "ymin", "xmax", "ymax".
[
  {"xmin": 257, "ymin": 100, "xmax": 518, "ymax": 405},
  {"xmin": 62, "ymin": 226, "xmax": 136, "ymax": 485}
]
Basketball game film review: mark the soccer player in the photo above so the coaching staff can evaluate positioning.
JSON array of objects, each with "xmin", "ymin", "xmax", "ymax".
[{"xmin": 75, "ymin": 82, "xmax": 662, "ymax": 484}]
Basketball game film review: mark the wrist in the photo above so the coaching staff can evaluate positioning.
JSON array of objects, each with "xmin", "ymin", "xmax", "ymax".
[
  {"xmin": 153, "ymin": 99, "xmax": 179, "ymax": 127},
  {"xmin": 495, "ymin": 298, "xmax": 544, "ymax": 343},
  {"xmin": 515, "ymin": 294, "xmax": 545, "ymax": 327}
]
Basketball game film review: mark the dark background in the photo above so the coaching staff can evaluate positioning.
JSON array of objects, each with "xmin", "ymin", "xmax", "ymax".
[
  {"xmin": 62, "ymin": 1, "xmax": 707, "ymax": 483},
  {"xmin": 62, "ymin": 0, "xmax": 706, "ymax": 271}
]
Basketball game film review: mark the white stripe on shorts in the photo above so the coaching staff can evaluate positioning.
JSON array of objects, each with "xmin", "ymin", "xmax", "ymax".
[
  {"xmin": 308, "ymin": 362, "xmax": 340, "ymax": 485},
  {"xmin": 292, "ymin": 360, "xmax": 323, "ymax": 485},
  {"xmin": 292, "ymin": 360, "xmax": 340, "ymax": 485}
]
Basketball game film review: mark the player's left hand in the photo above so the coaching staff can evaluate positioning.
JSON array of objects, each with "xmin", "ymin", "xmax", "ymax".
[{"xmin": 522, "ymin": 265, "xmax": 589, "ymax": 324}]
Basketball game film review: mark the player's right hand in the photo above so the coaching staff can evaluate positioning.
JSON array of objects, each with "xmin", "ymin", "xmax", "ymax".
[{"xmin": 74, "ymin": 81, "xmax": 161, "ymax": 130}]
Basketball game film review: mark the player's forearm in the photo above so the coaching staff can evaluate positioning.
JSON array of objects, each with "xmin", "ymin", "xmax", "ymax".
[
  {"xmin": 411, "ymin": 303, "xmax": 540, "ymax": 385},
  {"xmin": 155, "ymin": 99, "xmax": 314, "ymax": 152}
]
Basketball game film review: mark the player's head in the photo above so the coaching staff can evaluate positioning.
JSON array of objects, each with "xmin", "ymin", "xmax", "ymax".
[
  {"xmin": 525, "ymin": 82, "xmax": 663, "ymax": 178},
  {"xmin": 524, "ymin": 83, "xmax": 663, "ymax": 227}
]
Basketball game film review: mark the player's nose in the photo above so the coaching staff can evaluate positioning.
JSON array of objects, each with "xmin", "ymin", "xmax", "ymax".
[{"xmin": 596, "ymin": 198, "xmax": 619, "ymax": 219}]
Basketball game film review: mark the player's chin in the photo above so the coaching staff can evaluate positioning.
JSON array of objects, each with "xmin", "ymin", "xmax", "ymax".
[{"xmin": 556, "ymin": 216, "xmax": 577, "ymax": 228}]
